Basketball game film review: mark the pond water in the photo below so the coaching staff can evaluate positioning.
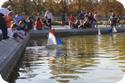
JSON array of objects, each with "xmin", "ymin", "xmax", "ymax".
[{"xmin": 10, "ymin": 33, "xmax": 125, "ymax": 83}]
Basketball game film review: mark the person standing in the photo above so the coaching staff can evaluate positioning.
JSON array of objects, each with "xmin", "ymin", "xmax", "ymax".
[
  {"xmin": 0, "ymin": 13, "xmax": 9, "ymax": 40},
  {"xmin": 44, "ymin": 10, "xmax": 53, "ymax": 29},
  {"xmin": 109, "ymin": 12, "xmax": 118, "ymax": 32},
  {"xmin": 93, "ymin": 12, "xmax": 98, "ymax": 28},
  {"xmin": 61, "ymin": 13, "xmax": 66, "ymax": 26}
]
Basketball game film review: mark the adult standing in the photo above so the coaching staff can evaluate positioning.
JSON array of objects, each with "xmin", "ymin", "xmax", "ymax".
[
  {"xmin": 93, "ymin": 12, "xmax": 98, "ymax": 28},
  {"xmin": 0, "ymin": 13, "xmax": 9, "ymax": 40},
  {"xmin": 44, "ymin": 10, "xmax": 53, "ymax": 29},
  {"xmin": 61, "ymin": 12, "xmax": 66, "ymax": 26},
  {"xmin": 109, "ymin": 12, "xmax": 118, "ymax": 32}
]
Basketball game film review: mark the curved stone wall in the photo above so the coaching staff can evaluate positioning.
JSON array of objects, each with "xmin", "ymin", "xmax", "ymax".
[{"xmin": 0, "ymin": 34, "xmax": 30, "ymax": 80}]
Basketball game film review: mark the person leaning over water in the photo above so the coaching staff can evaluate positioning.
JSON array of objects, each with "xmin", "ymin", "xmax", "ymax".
[{"xmin": 0, "ymin": 13, "xmax": 9, "ymax": 40}]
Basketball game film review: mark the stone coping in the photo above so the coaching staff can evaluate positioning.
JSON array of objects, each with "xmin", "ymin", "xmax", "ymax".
[
  {"xmin": 0, "ymin": 34, "xmax": 30, "ymax": 80},
  {"xmin": 30, "ymin": 27, "xmax": 125, "ymax": 38}
]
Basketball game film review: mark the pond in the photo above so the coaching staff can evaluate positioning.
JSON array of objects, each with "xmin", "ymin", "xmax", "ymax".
[{"xmin": 9, "ymin": 33, "xmax": 125, "ymax": 83}]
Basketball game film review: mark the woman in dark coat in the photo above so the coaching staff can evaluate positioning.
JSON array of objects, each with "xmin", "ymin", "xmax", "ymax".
[{"xmin": 0, "ymin": 13, "xmax": 9, "ymax": 40}]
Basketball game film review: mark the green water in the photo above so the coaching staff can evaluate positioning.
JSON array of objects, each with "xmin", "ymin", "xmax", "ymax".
[{"xmin": 10, "ymin": 33, "xmax": 125, "ymax": 83}]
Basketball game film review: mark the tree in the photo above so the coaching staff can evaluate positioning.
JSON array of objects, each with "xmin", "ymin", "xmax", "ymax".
[
  {"xmin": 96, "ymin": 0, "xmax": 124, "ymax": 16},
  {"xmin": 1, "ymin": 0, "xmax": 125, "ymax": 16}
]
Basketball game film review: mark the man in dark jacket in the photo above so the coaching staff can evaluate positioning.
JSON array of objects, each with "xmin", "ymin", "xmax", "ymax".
[
  {"xmin": 109, "ymin": 12, "xmax": 118, "ymax": 32},
  {"xmin": 0, "ymin": 13, "xmax": 9, "ymax": 40}
]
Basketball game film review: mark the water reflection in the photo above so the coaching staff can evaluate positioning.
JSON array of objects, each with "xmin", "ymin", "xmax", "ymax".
[{"xmin": 9, "ymin": 33, "xmax": 125, "ymax": 83}]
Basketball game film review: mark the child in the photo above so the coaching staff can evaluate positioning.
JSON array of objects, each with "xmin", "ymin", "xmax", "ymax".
[
  {"xmin": 10, "ymin": 22, "xmax": 25, "ymax": 41},
  {"xmin": 8, "ymin": 21, "xmax": 16, "ymax": 38},
  {"xmin": 34, "ymin": 17, "xmax": 43, "ymax": 30},
  {"xmin": 68, "ymin": 15, "xmax": 77, "ymax": 28}
]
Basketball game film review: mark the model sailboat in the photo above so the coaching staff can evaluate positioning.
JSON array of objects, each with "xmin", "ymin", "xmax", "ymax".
[{"xmin": 47, "ymin": 29, "xmax": 63, "ymax": 48}]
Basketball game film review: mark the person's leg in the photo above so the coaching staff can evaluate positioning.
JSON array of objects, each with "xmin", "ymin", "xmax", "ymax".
[
  {"xmin": 92, "ymin": 21, "xmax": 96, "ymax": 28},
  {"xmin": 1, "ymin": 27, "xmax": 8, "ymax": 40},
  {"xmin": 79, "ymin": 19, "xmax": 82, "ymax": 27},
  {"xmin": 0, "ymin": 33, "xmax": 2, "ymax": 41},
  {"xmin": 48, "ymin": 19, "xmax": 52, "ymax": 29}
]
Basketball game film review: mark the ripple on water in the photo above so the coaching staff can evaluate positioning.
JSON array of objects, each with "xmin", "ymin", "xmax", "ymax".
[{"xmin": 10, "ymin": 34, "xmax": 125, "ymax": 83}]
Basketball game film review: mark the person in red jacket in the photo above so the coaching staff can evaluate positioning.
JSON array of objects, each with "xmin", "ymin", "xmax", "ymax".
[
  {"xmin": 68, "ymin": 14, "xmax": 76, "ymax": 28},
  {"xmin": 34, "ymin": 17, "xmax": 43, "ymax": 30},
  {"xmin": 6, "ymin": 12, "xmax": 14, "ymax": 28}
]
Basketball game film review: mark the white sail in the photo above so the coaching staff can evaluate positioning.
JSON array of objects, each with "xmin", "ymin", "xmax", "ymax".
[
  {"xmin": 117, "ymin": 75, "xmax": 125, "ymax": 83},
  {"xmin": 113, "ymin": 27, "xmax": 117, "ymax": 33},
  {"xmin": 0, "ymin": 74, "xmax": 8, "ymax": 83},
  {"xmin": 98, "ymin": 27, "xmax": 101, "ymax": 35},
  {"xmin": 47, "ymin": 32, "xmax": 57, "ymax": 45}
]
